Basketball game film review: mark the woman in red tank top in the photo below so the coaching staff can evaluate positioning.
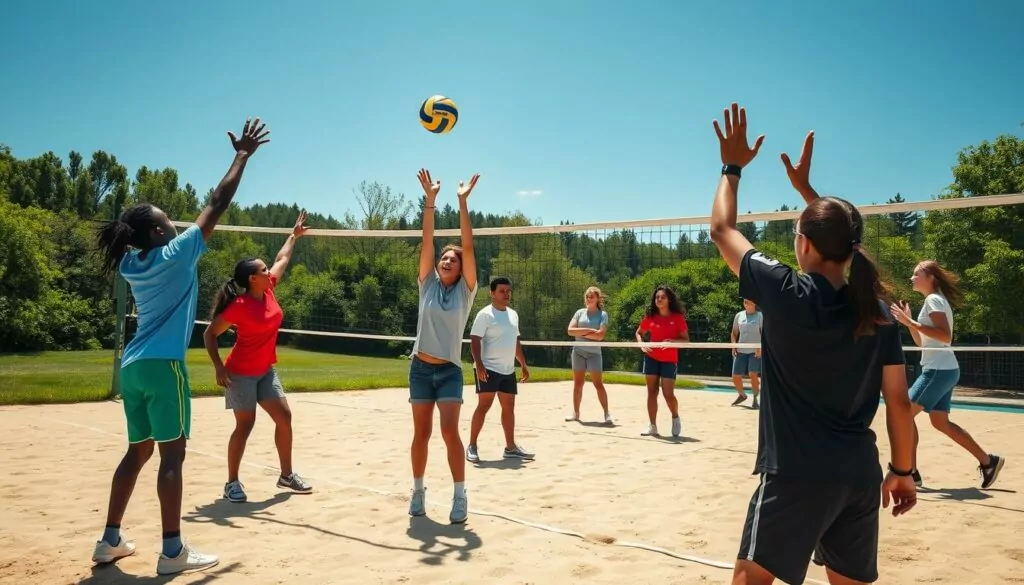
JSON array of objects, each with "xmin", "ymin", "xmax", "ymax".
[
  {"xmin": 203, "ymin": 211, "xmax": 312, "ymax": 504},
  {"xmin": 634, "ymin": 285, "xmax": 689, "ymax": 438}
]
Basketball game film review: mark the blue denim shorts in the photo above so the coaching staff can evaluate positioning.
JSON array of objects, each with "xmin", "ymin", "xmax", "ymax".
[
  {"xmin": 642, "ymin": 355, "xmax": 677, "ymax": 379},
  {"xmin": 732, "ymin": 352, "xmax": 761, "ymax": 376},
  {"xmin": 909, "ymin": 368, "xmax": 960, "ymax": 413},
  {"xmin": 409, "ymin": 356, "xmax": 465, "ymax": 404}
]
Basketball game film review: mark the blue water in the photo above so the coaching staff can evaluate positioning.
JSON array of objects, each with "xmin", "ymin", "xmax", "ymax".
[{"xmin": 695, "ymin": 382, "xmax": 1024, "ymax": 415}]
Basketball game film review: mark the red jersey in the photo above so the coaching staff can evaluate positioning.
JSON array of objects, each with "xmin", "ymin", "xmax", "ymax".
[
  {"xmin": 221, "ymin": 275, "xmax": 284, "ymax": 376},
  {"xmin": 640, "ymin": 312, "xmax": 688, "ymax": 364}
]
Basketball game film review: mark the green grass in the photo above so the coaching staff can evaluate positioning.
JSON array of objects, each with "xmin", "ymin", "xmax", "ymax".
[{"xmin": 0, "ymin": 347, "xmax": 704, "ymax": 406}]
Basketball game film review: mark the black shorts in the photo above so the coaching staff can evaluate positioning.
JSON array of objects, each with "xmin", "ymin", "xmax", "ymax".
[
  {"xmin": 473, "ymin": 369, "xmax": 518, "ymax": 395},
  {"xmin": 737, "ymin": 474, "xmax": 880, "ymax": 585}
]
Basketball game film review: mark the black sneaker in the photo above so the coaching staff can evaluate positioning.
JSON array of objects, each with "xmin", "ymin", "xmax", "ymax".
[
  {"xmin": 980, "ymin": 454, "xmax": 1005, "ymax": 489},
  {"xmin": 731, "ymin": 394, "xmax": 748, "ymax": 406},
  {"xmin": 911, "ymin": 469, "xmax": 923, "ymax": 488}
]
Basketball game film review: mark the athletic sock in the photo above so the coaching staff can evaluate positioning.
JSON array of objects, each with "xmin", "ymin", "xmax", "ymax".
[
  {"xmin": 454, "ymin": 482, "xmax": 466, "ymax": 498},
  {"xmin": 413, "ymin": 477, "xmax": 424, "ymax": 492},
  {"xmin": 162, "ymin": 531, "xmax": 183, "ymax": 558},
  {"xmin": 101, "ymin": 525, "xmax": 120, "ymax": 547}
]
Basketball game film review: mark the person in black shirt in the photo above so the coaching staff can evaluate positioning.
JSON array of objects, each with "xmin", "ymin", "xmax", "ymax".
[{"xmin": 708, "ymin": 103, "xmax": 918, "ymax": 585}]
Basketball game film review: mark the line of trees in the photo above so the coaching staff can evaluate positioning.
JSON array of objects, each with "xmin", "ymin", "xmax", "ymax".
[{"xmin": 1, "ymin": 133, "xmax": 1022, "ymax": 386}]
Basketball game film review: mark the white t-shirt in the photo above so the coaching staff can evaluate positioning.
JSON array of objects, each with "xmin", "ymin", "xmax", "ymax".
[
  {"xmin": 732, "ymin": 310, "xmax": 762, "ymax": 354},
  {"xmin": 470, "ymin": 304, "xmax": 521, "ymax": 375},
  {"xmin": 917, "ymin": 293, "xmax": 958, "ymax": 371}
]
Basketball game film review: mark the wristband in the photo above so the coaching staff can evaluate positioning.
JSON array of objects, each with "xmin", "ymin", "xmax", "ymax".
[
  {"xmin": 887, "ymin": 462, "xmax": 913, "ymax": 477},
  {"xmin": 722, "ymin": 164, "xmax": 742, "ymax": 178}
]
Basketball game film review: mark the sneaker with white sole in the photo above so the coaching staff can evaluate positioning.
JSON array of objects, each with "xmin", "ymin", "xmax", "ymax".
[
  {"xmin": 503, "ymin": 444, "xmax": 535, "ymax": 460},
  {"xmin": 641, "ymin": 423, "xmax": 659, "ymax": 437},
  {"xmin": 671, "ymin": 417, "xmax": 682, "ymax": 437},
  {"xmin": 156, "ymin": 541, "xmax": 219, "ymax": 575},
  {"xmin": 604, "ymin": 412, "xmax": 615, "ymax": 425},
  {"xmin": 224, "ymin": 480, "xmax": 247, "ymax": 503},
  {"xmin": 565, "ymin": 412, "xmax": 579, "ymax": 422},
  {"xmin": 92, "ymin": 536, "xmax": 136, "ymax": 564},
  {"xmin": 409, "ymin": 488, "xmax": 426, "ymax": 516},
  {"xmin": 277, "ymin": 472, "xmax": 313, "ymax": 494},
  {"xmin": 466, "ymin": 444, "xmax": 480, "ymax": 463},
  {"xmin": 450, "ymin": 494, "xmax": 468, "ymax": 524}
]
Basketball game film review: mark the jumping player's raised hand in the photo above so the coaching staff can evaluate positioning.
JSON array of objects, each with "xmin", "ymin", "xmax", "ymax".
[
  {"xmin": 292, "ymin": 210, "xmax": 311, "ymax": 239},
  {"xmin": 228, "ymin": 117, "xmax": 271, "ymax": 156},
  {"xmin": 712, "ymin": 102, "xmax": 765, "ymax": 168},
  {"xmin": 457, "ymin": 174, "xmax": 481, "ymax": 201},
  {"xmin": 418, "ymin": 168, "xmax": 441, "ymax": 204},
  {"xmin": 781, "ymin": 130, "xmax": 819, "ymax": 202}
]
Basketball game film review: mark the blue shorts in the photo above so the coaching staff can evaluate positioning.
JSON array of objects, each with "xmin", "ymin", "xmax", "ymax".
[
  {"xmin": 642, "ymin": 355, "xmax": 677, "ymax": 379},
  {"xmin": 732, "ymin": 352, "xmax": 761, "ymax": 376},
  {"xmin": 409, "ymin": 356, "xmax": 465, "ymax": 404},
  {"xmin": 909, "ymin": 368, "xmax": 960, "ymax": 413}
]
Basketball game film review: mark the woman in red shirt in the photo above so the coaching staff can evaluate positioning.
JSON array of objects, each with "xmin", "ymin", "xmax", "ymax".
[
  {"xmin": 634, "ymin": 285, "xmax": 689, "ymax": 438},
  {"xmin": 203, "ymin": 211, "xmax": 312, "ymax": 504}
]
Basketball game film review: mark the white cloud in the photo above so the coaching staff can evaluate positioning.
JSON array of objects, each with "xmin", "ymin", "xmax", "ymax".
[{"xmin": 516, "ymin": 190, "xmax": 543, "ymax": 197}]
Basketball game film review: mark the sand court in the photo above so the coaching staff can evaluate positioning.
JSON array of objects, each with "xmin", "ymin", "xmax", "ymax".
[{"xmin": 1, "ymin": 382, "xmax": 1022, "ymax": 584}]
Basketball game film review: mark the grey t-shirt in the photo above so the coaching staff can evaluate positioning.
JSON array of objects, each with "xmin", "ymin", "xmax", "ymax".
[
  {"xmin": 733, "ymin": 310, "xmax": 763, "ymax": 354},
  {"xmin": 571, "ymin": 307, "xmax": 608, "ymax": 355},
  {"xmin": 412, "ymin": 269, "xmax": 478, "ymax": 367}
]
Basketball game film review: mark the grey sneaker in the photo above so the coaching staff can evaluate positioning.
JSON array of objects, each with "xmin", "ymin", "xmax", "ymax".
[
  {"xmin": 450, "ymin": 494, "xmax": 468, "ymax": 524},
  {"xmin": 503, "ymin": 444, "xmax": 535, "ymax": 460},
  {"xmin": 466, "ymin": 444, "xmax": 480, "ymax": 463},
  {"xmin": 409, "ymin": 488, "xmax": 426, "ymax": 516},
  {"xmin": 224, "ymin": 480, "xmax": 247, "ymax": 503},
  {"xmin": 671, "ymin": 417, "xmax": 682, "ymax": 438},
  {"xmin": 277, "ymin": 472, "xmax": 313, "ymax": 494}
]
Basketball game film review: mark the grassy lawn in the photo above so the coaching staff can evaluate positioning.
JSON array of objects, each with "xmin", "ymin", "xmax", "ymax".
[{"xmin": 0, "ymin": 347, "xmax": 704, "ymax": 406}]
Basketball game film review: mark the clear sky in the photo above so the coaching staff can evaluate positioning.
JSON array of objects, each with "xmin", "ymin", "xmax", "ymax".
[{"xmin": 2, "ymin": 0, "xmax": 1021, "ymax": 226}]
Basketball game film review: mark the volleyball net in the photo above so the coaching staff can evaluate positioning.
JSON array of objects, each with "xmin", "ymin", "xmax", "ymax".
[{"xmin": 140, "ymin": 192, "xmax": 1024, "ymax": 391}]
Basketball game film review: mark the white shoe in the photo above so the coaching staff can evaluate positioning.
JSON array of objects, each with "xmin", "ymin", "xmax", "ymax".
[
  {"xmin": 156, "ymin": 541, "xmax": 219, "ymax": 575},
  {"xmin": 450, "ymin": 494, "xmax": 468, "ymax": 524},
  {"xmin": 641, "ymin": 423, "xmax": 658, "ymax": 436},
  {"xmin": 92, "ymin": 536, "xmax": 136, "ymax": 564},
  {"xmin": 224, "ymin": 480, "xmax": 247, "ymax": 503},
  {"xmin": 409, "ymin": 488, "xmax": 427, "ymax": 516},
  {"xmin": 604, "ymin": 412, "xmax": 615, "ymax": 424},
  {"xmin": 565, "ymin": 412, "xmax": 579, "ymax": 422},
  {"xmin": 671, "ymin": 417, "xmax": 682, "ymax": 437}
]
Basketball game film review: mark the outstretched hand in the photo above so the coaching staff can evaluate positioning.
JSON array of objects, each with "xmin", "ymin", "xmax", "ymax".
[
  {"xmin": 713, "ymin": 102, "xmax": 765, "ymax": 168},
  {"xmin": 228, "ymin": 117, "xmax": 271, "ymax": 155},
  {"xmin": 457, "ymin": 174, "xmax": 481, "ymax": 201},
  {"xmin": 292, "ymin": 210, "xmax": 311, "ymax": 239},
  {"xmin": 781, "ymin": 130, "xmax": 818, "ymax": 200},
  {"xmin": 889, "ymin": 301, "xmax": 914, "ymax": 327},
  {"xmin": 418, "ymin": 168, "xmax": 441, "ymax": 203}
]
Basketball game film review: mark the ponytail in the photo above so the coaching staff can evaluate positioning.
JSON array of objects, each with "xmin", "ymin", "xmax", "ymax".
[
  {"xmin": 95, "ymin": 203, "xmax": 158, "ymax": 275},
  {"xmin": 847, "ymin": 244, "xmax": 893, "ymax": 338},
  {"xmin": 210, "ymin": 279, "xmax": 240, "ymax": 319}
]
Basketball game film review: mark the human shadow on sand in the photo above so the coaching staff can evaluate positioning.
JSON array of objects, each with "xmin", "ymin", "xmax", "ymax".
[
  {"xmin": 81, "ymin": 560, "xmax": 242, "ymax": 584},
  {"xmin": 918, "ymin": 486, "xmax": 1022, "ymax": 513},
  {"xmin": 406, "ymin": 515, "xmax": 483, "ymax": 566}
]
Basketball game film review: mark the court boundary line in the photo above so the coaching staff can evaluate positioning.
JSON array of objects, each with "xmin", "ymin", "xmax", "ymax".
[{"xmin": 44, "ymin": 414, "xmax": 832, "ymax": 584}]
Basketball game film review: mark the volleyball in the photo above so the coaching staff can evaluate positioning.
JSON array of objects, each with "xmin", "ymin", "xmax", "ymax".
[{"xmin": 419, "ymin": 95, "xmax": 458, "ymax": 134}]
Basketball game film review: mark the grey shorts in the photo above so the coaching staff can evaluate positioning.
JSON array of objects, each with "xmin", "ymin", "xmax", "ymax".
[
  {"xmin": 571, "ymin": 349, "xmax": 603, "ymax": 373},
  {"xmin": 225, "ymin": 367, "xmax": 286, "ymax": 411}
]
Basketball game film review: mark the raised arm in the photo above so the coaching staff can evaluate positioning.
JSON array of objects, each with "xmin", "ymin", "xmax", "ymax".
[
  {"xmin": 709, "ymin": 103, "xmax": 764, "ymax": 276},
  {"xmin": 195, "ymin": 118, "xmax": 271, "ymax": 241},
  {"xmin": 781, "ymin": 131, "xmax": 820, "ymax": 206},
  {"xmin": 270, "ymin": 210, "xmax": 310, "ymax": 282},
  {"xmin": 416, "ymin": 169, "xmax": 441, "ymax": 283},
  {"xmin": 456, "ymin": 174, "xmax": 481, "ymax": 292}
]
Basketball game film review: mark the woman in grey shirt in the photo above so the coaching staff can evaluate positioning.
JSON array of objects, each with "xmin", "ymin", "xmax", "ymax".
[
  {"xmin": 407, "ymin": 168, "xmax": 480, "ymax": 524},
  {"xmin": 565, "ymin": 286, "xmax": 613, "ymax": 424}
]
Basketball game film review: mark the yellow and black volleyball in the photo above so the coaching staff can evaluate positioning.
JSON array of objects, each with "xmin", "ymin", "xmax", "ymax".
[{"xmin": 419, "ymin": 95, "xmax": 458, "ymax": 134}]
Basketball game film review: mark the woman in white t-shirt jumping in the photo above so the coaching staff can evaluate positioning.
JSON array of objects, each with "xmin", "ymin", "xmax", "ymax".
[{"xmin": 890, "ymin": 260, "xmax": 1004, "ymax": 489}]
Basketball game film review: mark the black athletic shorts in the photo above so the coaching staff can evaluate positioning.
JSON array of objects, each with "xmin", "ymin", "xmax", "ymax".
[
  {"xmin": 473, "ymin": 369, "xmax": 518, "ymax": 395},
  {"xmin": 737, "ymin": 474, "xmax": 880, "ymax": 585}
]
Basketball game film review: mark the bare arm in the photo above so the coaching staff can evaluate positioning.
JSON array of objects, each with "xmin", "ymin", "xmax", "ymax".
[
  {"xmin": 908, "ymin": 311, "xmax": 953, "ymax": 345},
  {"xmin": 416, "ymin": 169, "xmax": 440, "ymax": 283},
  {"xmin": 203, "ymin": 316, "xmax": 234, "ymax": 370},
  {"xmin": 470, "ymin": 335, "xmax": 484, "ymax": 367},
  {"xmin": 269, "ymin": 211, "xmax": 310, "ymax": 281},
  {"xmin": 881, "ymin": 363, "xmax": 915, "ymax": 473},
  {"xmin": 456, "ymin": 174, "xmax": 481, "ymax": 292},
  {"xmin": 515, "ymin": 338, "xmax": 528, "ymax": 368},
  {"xmin": 583, "ymin": 323, "xmax": 607, "ymax": 341},
  {"xmin": 709, "ymin": 103, "xmax": 764, "ymax": 277},
  {"xmin": 195, "ymin": 118, "xmax": 270, "ymax": 241}
]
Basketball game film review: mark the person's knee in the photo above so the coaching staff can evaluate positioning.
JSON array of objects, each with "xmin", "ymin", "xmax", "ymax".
[
  {"xmin": 128, "ymin": 441, "xmax": 155, "ymax": 465},
  {"xmin": 440, "ymin": 420, "xmax": 461, "ymax": 444},
  {"xmin": 157, "ymin": 437, "xmax": 187, "ymax": 468},
  {"xmin": 234, "ymin": 415, "xmax": 257, "ymax": 436}
]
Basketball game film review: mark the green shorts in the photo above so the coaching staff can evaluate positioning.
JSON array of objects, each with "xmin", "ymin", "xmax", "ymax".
[{"xmin": 120, "ymin": 359, "xmax": 192, "ymax": 443}]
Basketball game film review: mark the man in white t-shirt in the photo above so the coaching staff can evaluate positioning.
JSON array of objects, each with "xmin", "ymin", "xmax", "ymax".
[{"xmin": 466, "ymin": 276, "xmax": 533, "ymax": 463}]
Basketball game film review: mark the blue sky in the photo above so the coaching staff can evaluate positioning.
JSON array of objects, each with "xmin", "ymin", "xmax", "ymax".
[{"xmin": 2, "ymin": 0, "xmax": 1021, "ymax": 226}]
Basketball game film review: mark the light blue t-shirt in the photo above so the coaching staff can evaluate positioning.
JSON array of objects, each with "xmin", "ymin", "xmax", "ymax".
[
  {"xmin": 120, "ymin": 225, "xmax": 207, "ymax": 368},
  {"xmin": 412, "ymin": 269, "xmax": 478, "ymax": 367},
  {"xmin": 733, "ymin": 310, "xmax": 762, "ymax": 354},
  {"xmin": 571, "ymin": 307, "xmax": 608, "ymax": 355}
]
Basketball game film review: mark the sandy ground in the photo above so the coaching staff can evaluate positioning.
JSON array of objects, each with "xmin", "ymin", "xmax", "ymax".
[{"xmin": 0, "ymin": 382, "xmax": 1021, "ymax": 585}]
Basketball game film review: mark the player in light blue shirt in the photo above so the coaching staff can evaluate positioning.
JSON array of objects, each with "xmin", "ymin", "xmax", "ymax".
[{"xmin": 91, "ymin": 118, "xmax": 270, "ymax": 575}]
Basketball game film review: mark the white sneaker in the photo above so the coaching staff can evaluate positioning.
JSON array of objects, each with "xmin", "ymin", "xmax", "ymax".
[
  {"xmin": 92, "ymin": 536, "xmax": 136, "ymax": 564},
  {"xmin": 156, "ymin": 541, "xmax": 219, "ymax": 575},
  {"xmin": 604, "ymin": 412, "xmax": 615, "ymax": 424},
  {"xmin": 641, "ymin": 423, "xmax": 659, "ymax": 436},
  {"xmin": 224, "ymin": 480, "xmax": 247, "ymax": 503},
  {"xmin": 671, "ymin": 417, "xmax": 682, "ymax": 437},
  {"xmin": 450, "ymin": 494, "xmax": 468, "ymax": 524},
  {"xmin": 565, "ymin": 412, "xmax": 579, "ymax": 422},
  {"xmin": 409, "ymin": 488, "xmax": 426, "ymax": 516}
]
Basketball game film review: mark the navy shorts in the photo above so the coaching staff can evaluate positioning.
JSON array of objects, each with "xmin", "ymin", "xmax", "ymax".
[
  {"xmin": 732, "ymin": 352, "xmax": 761, "ymax": 376},
  {"xmin": 642, "ymin": 355, "xmax": 677, "ymax": 379},
  {"xmin": 474, "ymin": 369, "xmax": 518, "ymax": 395},
  {"xmin": 409, "ymin": 356, "xmax": 465, "ymax": 404},
  {"xmin": 909, "ymin": 368, "xmax": 960, "ymax": 413}
]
